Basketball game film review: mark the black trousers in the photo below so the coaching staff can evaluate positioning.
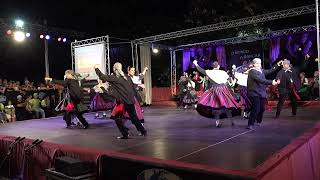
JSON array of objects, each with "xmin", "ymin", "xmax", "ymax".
[
  {"xmin": 248, "ymin": 96, "xmax": 266, "ymax": 126},
  {"xmin": 64, "ymin": 110, "xmax": 89, "ymax": 127},
  {"xmin": 115, "ymin": 103, "xmax": 146, "ymax": 137},
  {"xmin": 276, "ymin": 91, "xmax": 297, "ymax": 117}
]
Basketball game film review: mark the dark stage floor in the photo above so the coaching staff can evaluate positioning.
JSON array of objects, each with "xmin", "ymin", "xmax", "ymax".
[{"xmin": 0, "ymin": 106, "xmax": 319, "ymax": 171}]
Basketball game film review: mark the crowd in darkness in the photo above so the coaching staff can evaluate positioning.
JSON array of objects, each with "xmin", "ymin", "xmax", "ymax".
[{"xmin": 0, "ymin": 78, "xmax": 60, "ymax": 123}]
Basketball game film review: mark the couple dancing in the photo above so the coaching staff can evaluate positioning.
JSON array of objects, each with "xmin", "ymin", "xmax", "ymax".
[{"xmin": 45, "ymin": 62, "xmax": 147, "ymax": 139}]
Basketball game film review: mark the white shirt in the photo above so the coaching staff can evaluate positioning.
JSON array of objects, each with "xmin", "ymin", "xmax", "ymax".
[
  {"xmin": 205, "ymin": 69, "xmax": 229, "ymax": 84},
  {"xmin": 131, "ymin": 75, "xmax": 142, "ymax": 85}
]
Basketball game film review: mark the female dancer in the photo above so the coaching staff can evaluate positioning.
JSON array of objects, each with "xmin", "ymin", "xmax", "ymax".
[
  {"xmin": 234, "ymin": 67, "xmax": 252, "ymax": 119},
  {"xmin": 193, "ymin": 60, "xmax": 239, "ymax": 127},
  {"xmin": 182, "ymin": 73, "xmax": 198, "ymax": 109},
  {"xmin": 94, "ymin": 63, "xmax": 146, "ymax": 139},
  {"xmin": 87, "ymin": 79, "xmax": 115, "ymax": 118}
]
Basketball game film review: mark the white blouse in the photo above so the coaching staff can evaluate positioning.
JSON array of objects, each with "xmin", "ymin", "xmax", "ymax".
[{"xmin": 205, "ymin": 69, "xmax": 229, "ymax": 84}]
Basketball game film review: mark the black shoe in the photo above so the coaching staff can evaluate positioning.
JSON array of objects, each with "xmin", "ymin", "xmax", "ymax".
[
  {"xmin": 83, "ymin": 124, "xmax": 89, "ymax": 129},
  {"xmin": 255, "ymin": 123, "xmax": 262, "ymax": 127},
  {"xmin": 246, "ymin": 125, "xmax": 255, "ymax": 130},
  {"xmin": 139, "ymin": 131, "xmax": 147, "ymax": 136},
  {"xmin": 117, "ymin": 135, "xmax": 129, "ymax": 139}
]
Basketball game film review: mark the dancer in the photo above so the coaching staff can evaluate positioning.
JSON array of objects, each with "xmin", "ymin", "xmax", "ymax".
[
  {"xmin": 193, "ymin": 60, "xmax": 239, "ymax": 127},
  {"xmin": 233, "ymin": 63, "xmax": 253, "ymax": 119},
  {"xmin": 192, "ymin": 71, "xmax": 204, "ymax": 97},
  {"xmin": 247, "ymin": 58, "xmax": 281, "ymax": 130},
  {"xmin": 182, "ymin": 73, "xmax": 198, "ymax": 109},
  {"xmin": 45, "ymin": 70, "xmax": 89, "ymax": 129},
  {"xmin": 177, "ymin": 74, "xmax": 188, "ymax": 108},
  {"xmin": 127, "ymin": 66, "xmax": 148, "ymax": 105},
  {"xmin": 94, "ymin": 63, "xmax": 147, "ymax": 139},
  {"xmin": 86, "ymin": 79, "xmax": 115, "ymax": 118},
  {"xmin": 275, "ymin": 59, "xmax": 301, "ymax": 118}
]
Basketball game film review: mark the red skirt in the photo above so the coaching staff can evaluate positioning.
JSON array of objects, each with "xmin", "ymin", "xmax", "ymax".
[
  {"xmin": 110, "ymin": 97, "xmax": 144, "ymax": 122},
  {"xmin": 90, "ymin": 93, "xmax": 115, "ymax": 111},
  {"xmin": 239, "ymin": 86, "xmax": 251, "ymax": 109},
  {"xmin": 196, "ymin": 85, "xmax": 239, "ymax": 118}
]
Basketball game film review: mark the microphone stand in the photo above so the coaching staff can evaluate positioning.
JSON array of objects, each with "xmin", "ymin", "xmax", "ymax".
[
  {"xmin": 0, "ymin": 136, "xmax": 25, "ymax": 178},
  {"xmin": 18, "ymin": 139, "xmax": 43, "ymax": 180}
]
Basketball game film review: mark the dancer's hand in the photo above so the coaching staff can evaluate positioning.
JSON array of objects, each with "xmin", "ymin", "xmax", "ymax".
[
  {"xmin": 144, "ymin": 67, "xmax": 148, "ymax": 71},
  {"xmin": 272, "ymin": 79, "xmax": 278, "ymax": 86},
  {"xmin": 276, "ymin": 79, "xmax": 281, "ymax": 84},
  {"xmin": 93, "ymin": 64, "xmax": 99, "ymax": 69},
  {"xmin": 83, "ymin": 87, "xmax": 90, "ymax": 93},
  {"xmin": 306, "ymin": 54, "xmax": 310, "ymax": 60},
  {"xmin": 193, "ymin": 60, "xmax": 198, "ymax": 66},
  {"xmin": 277, "ymin": 60, "xmax": 283, "ymax": 66}
]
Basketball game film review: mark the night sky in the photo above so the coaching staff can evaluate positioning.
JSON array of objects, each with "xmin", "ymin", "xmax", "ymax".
[{"xmin": 0, "ymin": 0, "xmax": 316, "ymax": 84}]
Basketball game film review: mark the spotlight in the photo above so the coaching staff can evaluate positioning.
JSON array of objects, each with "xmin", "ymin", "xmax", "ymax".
[
  {"xmin": 58, "ymin": 37, "xmax": 61, "ymax": 42},
  {"xmin": 45, "ymin": 35, "xmax": 50, "ymax": 40},
  {"xmin": 152, "ymin": 48, "xmax": 159, "ymax": 54},
  {"xmin": 13, "ymin": 31, "xmax": 26, "ymax": 42},
  {"xmin": 25, "ymin": 33, "xmax": 30, "ymax": 37},
  {"xmin": 15, "ymin": 19, "xmax": 24, "ymax": 28},
  {"xmin": 6, "ymin": 30, "xmax": 12, "ymax": 35},
  {"xmin": 62, "ymin": 38, "xmax": 66, "ymax": 42},
  {"xmin": 40, "ymin": 34, "xmax": 44, "ymax": 39}
]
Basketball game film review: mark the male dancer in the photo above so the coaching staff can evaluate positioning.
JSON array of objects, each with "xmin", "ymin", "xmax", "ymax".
[
  {"xmin": 45, "ymin": 70, "xmax": 89, "ymax": 129},
  {"xmin": 275, "ymin": 59, "xmax": 301, "ymax": 118},
  {"xmin": 247, "ymin": 58, "xmax": 281, "ymax": 130}
]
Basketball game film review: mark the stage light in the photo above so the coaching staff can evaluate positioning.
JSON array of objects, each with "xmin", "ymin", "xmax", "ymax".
[
  {"xmin": 13, "ymin": 31, "xmax": 26, "ymax": 42},
  {"xmin": 58, "ymin": 37, "xmax": 61, "ymax": 42},
  {"xmin": 25, "ymin": 33, "xmax": 30, "ymax": 37},
  {"xmin": 152, "ymin": 48, "xmax": 159, "ymax": 54},
  {"xmin": 151, "ymin": 44, "xmax": 159, "ymax": 54},
  {"xmin": 15, "ymin": 19, "xmax": 24, "ymax": 28},
  {"xmin": 6, "ymin": 30, "xmax": 12, "ymax": 35},
  {"xmin": 45, "ymin": 35, "xmax": 50, "ymax": 40},
  {"xmin": 40, "ymin": 34, "xmax": 44, "ymax": 39},
  {"xmin": 62, "ymin": 38, "xmax": 66, "ymax": 42}
]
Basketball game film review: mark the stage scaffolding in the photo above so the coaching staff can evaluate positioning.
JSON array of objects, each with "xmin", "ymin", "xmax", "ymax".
[
  {"xmin": 133, "ymin": 4, "xmax": 320, "ymax": 97},
  {"xmin": 71, "ymin": 35, "xmax": 110, "ymax": 74}
]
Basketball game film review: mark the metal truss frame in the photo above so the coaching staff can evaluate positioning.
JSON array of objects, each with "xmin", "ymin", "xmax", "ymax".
[
  {"xmin": 71, "ymin": 35, "xmax": 110, "ymax": 74},
  {"xmin": 175, "ymin": 25, "xmax": 317, "ymax": 49},
  {"xmin": 170, "ymin": 50, "xmax": 177, "ymax": 96},
  {"xmin": 134, "ymin": 4, "xmax": 315, "ymax": 44}
]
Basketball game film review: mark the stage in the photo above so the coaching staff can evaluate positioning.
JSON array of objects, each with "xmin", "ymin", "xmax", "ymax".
[{"xmin": 0, "ymin": 106, "xmax": 319, "ymax": 173}]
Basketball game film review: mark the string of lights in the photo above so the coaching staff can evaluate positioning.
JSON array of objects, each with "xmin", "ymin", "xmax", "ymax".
[{"xmin": 0, "ymin": 18, "xmax": 87, "ymax": 43}]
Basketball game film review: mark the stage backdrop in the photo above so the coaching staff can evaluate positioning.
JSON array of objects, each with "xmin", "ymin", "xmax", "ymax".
[
  {"xmin": 182, "ymin": 31, "xmax": 317, "ymax": 75},
  {"xmin": 181, "ymin": 42, "xmax": 262, "ymax": 73},
  {"xmin": 226, "ymin": 41, "xmax": 263, "ymax": 67},
  {"xmin": 74, "ymin": 42, "xmax": 106, "ymax": 80}
]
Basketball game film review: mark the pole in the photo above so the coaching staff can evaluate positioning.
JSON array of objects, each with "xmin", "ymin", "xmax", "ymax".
[
  {"xmin": 131, "ymin": 41, "xmax": 135, "ymax": 67},
  {"xmin": 135, "ymin": 44, "xmax": 139, "ymax": 72},
  {"xmin": 106, "ymin": 35, "xmax": 110, "ymax": 74},
  {"xmin": 44, "ymin": 20, "xmax": 49, "ymax": 77},
  {"xmin": 316, "ymin": 0, "xmax": 320, "ymax": 97}
]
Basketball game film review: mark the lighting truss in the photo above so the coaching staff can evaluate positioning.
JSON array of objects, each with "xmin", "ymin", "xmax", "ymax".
[
  {"xmin": 175, "ymin": 25, "xmax": 317, "ymax": 49},
  {"xmin": 134, "ymin": 5, "xmax": 316, "ymax": 44}
]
